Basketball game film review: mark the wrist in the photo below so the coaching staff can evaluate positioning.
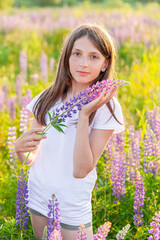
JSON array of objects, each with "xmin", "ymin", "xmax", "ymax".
[{"xmin": 78, "ymin": 111, "xmax": 89, "ymax": 122}]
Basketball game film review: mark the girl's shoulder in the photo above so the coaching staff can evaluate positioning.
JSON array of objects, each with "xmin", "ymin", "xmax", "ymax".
[
  {"xmin": 26, "ymin": 90, "xmax": 45, "ymax": 113},
  {"xmin": 26, "ymin": 90, "xmax": 61, "ymax": 113}
]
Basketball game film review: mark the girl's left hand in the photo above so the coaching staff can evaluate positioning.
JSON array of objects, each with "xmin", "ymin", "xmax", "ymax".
[{"xmin": 79, "ymin": 86, "xmax": 118, "ymax": 118}]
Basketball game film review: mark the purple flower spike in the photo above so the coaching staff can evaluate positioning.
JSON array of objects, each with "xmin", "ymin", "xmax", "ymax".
[
  {"xmin": 47, "ymin": 194, "xmax": 62, "ymax": 240},
  {"xmin": 133, "ymin": 172, "xmax": 145, "ymax": 227},
  {"xmin": 15, "ymin": 168, "xmax": 29, "ymax": 230},
  {"xmin": 148, "ymin": 211, "xmax": 160, "ymax": 240}
]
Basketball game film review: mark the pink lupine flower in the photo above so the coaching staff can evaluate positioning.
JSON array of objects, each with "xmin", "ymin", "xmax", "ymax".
[
  {"xmin": 40, "ymin": 51, "xmax": 48, "ymax": 82},
  {"xmin": 92, "ymin": 221, "xmax": 112, "ymax": 239},
  {"xmin": 77, "ymin": 224, "xmax": 87, "ymax": 240}
]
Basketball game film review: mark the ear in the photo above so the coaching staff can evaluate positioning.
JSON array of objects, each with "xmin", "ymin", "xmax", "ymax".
[{"xmin": 101, "ymin": 60, "xmax": 109, "ymax": 72}]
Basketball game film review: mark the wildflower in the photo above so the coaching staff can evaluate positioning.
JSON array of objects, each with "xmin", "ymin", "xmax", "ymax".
[
  {"xmin": 148, "ymin": 211, "xmax": 160, "ymax": 240},
  {"xmin": 7, "ymin": 126, "xmax": 17, "ymax": 167},
  {"xmin": 0, "ymin": 87, "xmax": 5, "ymax": 111},
  {"xmin": 111, "ymin": 151, "xmax": 126, "ymax": 200},
  {"xmin": 92, "ymin": 221, "xmax": 112, "ymax": 239},
  {"xmin": 47, "ymin": 194, "xmax": 62, "ymax": 240},
  {"xmin": 16, "ymin": 74, "xmax": 21, "ymax": 106},
  {"xmin": 49, "ymin": 229, "xmax": 62, "ymax": 240},
  {"xmin": 19, "ymin": 51, "xmax": 27, "ymax": 82},
  {"xmin": 77, "ymin": 224, "xmax": 87, "ymax": 240},
  {"xmin": 116, "ymin": 224, "xmax": 131, "ymax": 240},
  {"xmin": 133, "ymin": 172, "xmax": 145, "ymax": 226},
  {"xmin": 49, "ymin": 57, "xmax": 55, "ymax": 71},
  {"xmin": 19, "ymin": 108, "xmax": 29, "ymax": 133},
  {"xmin": 21, "ymin": 89, "xmax": 33, "ymax": 110},
  {"xmin": 7, "ymin": 96, "xmax": 16, "ymax": 121},
  {"xmin": 15, "ymin": 168, "xmax": 29, "ymax": 230},
  {"xmin": 40, "ymin": 51, "xmax": 48, "ymax": 82}
]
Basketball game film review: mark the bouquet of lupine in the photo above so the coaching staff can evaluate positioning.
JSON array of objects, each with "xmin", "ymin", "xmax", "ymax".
[{"xmin": 24, "ymin": 78, "xmax": 130, "ymax": 164}]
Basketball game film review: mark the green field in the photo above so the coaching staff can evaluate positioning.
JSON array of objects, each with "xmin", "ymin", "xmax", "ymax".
[{"xmin": 0, "ymin": 3, "xmax": 160, "ymax": 239}]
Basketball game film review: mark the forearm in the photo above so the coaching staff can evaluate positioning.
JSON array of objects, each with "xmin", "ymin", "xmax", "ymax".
[{"xmin": 73, "ymin": 114, "xmax": 93, "ymax": 178}]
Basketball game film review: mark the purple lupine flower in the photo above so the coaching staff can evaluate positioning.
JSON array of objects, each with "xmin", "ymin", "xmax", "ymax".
[
  {"xmin": 45, "ymin": 78, "xmax": 130, "ymax": 131},
  {"xmin": 16, "ymin": 74, "xmax": 21, "ymax": 106},
  {"xmin": 148, "ymin": 211, "xmax": 160, "ymax": 240},
  {"xmin": 106, "ymin": 137, "xmax": 112, "ymax": 159},
  {"xmin": 0, "ymin": 87, "xmax": 5, "ymax": 111},
  {"xmin": 143, "ymin": 126, "xmax": 157, "ymax": 175},
  {"xmin": 49, "ymin": 57, "xmax": 55, "ymax": 72},
  {"xmin": 111, "ymin": 152, "xmax": 126, "ymax": 201},
  {"xmin": 133, "ymin": 172, "xmax": 145, "ymax": 226},
  {"xmin": 15, "ymin": 168, "xmax": 29, "ymax": 230},
  {"xmin": 146, "ymin": 110, "xmax": 157, "ymax": 133},
  {"xmin": 47, "ymin": 194, "xmax": 62, "ymax": 240},
  {"xmin": 19, "ymin": 108, "xmax": 29, "ymax": 133},
  {"xmin": 40, "ymin": 51, "xmax": 48, "ymax": 83},
  {"xmin": 19, "ymin": 51, "xmax": 27, "ymax": 81},
  {"xmin": 2, "ymin": 83, "xmax": 8, "ymax": 106},
  {"xmin": 7, "ymin": 96, "xmax": 16, "ymax": 121},
  {"xmin": 76, "ymin": 224, "xmax": 87, "ymax": 240},
  {"xmin": 116, "ymin": 224, "xmax": 131, "ymax": 240},
  {"xmin": 92, "ymin": 221, "xmax": 112, "ymax": 240},
  {"xmin": 154, "ymin": 120, "xmax": 160, "ymax": 161},
  {"xmin": 127, "ymin": 126, "xmax": 141, "ymax": 182},
  {"xmin": 7, "ymin": 126, "xmax": 17, "ymax": 167},
  {"xmin": 21, "ymin": 89, "xmax": 33, "ymax": 110}
]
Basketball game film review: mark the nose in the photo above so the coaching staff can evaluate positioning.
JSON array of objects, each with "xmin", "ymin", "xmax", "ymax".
[{"xmin": 80, "ymin": 56, "xmax": 88, "ymax": 67}]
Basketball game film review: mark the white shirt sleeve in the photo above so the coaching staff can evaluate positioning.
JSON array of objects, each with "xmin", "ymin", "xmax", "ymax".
[
  {"xmin": 26, "ymin": 91, "xmax": 45, "ymax": 114},
  {"xmin": 92, "ymin": 97, "xmax": 125, "ymax": 134}
]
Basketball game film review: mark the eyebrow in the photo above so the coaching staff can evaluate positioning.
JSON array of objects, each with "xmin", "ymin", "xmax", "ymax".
[{"xmin": 72, "ymin": 48, "xmax": 101, "ymax": 56}]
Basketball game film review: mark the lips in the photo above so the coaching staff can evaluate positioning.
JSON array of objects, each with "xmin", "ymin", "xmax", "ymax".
[{"xmin": 77, "ymin": 71, "xmax": 89, "ymax": 75}]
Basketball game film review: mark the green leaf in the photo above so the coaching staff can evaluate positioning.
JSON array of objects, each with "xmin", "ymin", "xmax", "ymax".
[
  {"xmin": 47, "ymin": 111, "xmax": 52, "ymax": 120},
  {"xmin": 52, "ymin": 125, "xmax": 65, "ymax": 134},
  {"xmin": 52, "ymin": 110, "xmax": 55, "ymax": 117},
  {"xmin": 58, "ymin": 123, "xmax": 67, "ymax": 127}
]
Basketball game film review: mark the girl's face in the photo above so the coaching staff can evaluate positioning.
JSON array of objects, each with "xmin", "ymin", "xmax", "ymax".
[{"xmin": 69, "ymin": 36, "xmax": 107, "ymax": 88}]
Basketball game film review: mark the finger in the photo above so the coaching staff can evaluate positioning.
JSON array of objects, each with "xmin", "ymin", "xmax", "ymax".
[
  {"xmin": 29, "ymin": 128, "xmax": 44, "ymax": 134},
  {"xmin": 28, "ymin": 134, "xmax": 47, "ymax": 142},
  {"xmin": 29, "ymin": 146, "xmax": 37, "ymax": 151},
  {"xmin": 34, "ymin": 133, "xmax": 47, "ymax": 140},
  {"xmin": 104, "ymin": 86, "xmax": 117, "ymax": 98}
]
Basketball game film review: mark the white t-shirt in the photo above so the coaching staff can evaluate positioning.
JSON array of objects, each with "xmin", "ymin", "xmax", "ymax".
[{"xmin": 26, "ymin": 90, "xmax": 125, "ymax": 225}]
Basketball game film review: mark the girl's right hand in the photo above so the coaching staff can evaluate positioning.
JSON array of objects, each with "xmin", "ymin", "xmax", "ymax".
[{"xmin": 14, "ymin": 128, "xmax": 47, "ymax": 153}]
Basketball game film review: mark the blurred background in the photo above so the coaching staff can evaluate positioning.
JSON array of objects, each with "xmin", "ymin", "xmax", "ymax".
[{"xmin": 0, "ymin": 1, "xmax": 160, "ymax": 239}]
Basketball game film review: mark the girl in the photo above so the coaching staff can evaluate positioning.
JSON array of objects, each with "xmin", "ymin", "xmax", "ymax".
[{"xmin": 14, "ymin": 23, "xmax": 125, "ymax": 240}]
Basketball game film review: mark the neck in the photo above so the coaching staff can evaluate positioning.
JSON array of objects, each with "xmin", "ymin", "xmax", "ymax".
[{"xmin": 67, "ymin": 81, "xmax": 90, "ymax": 99}]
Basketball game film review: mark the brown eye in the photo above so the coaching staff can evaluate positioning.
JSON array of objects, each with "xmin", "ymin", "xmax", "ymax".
[
  {"xmin": 90, "ymin": 55, "xmax": 98, "ymax": 60},
  {"xmin": 73, "ymin": 52, "xmax": 81, "ymax": 56}
]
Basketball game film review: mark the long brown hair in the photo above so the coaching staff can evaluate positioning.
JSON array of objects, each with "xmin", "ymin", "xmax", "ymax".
[{"xmin": 33, "ymin": 23, "xmax": 123, "ymax": 126}]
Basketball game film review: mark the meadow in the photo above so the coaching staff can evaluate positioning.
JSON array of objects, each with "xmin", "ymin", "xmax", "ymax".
[{"xmin": 0, "ymin": 2, "xmax": 160, "ymax": 239}]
